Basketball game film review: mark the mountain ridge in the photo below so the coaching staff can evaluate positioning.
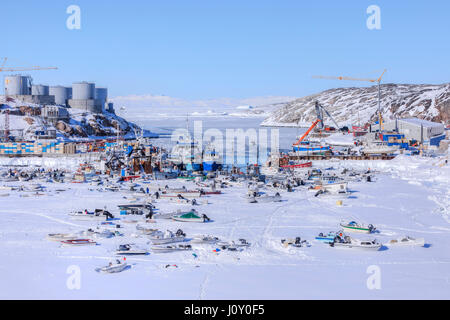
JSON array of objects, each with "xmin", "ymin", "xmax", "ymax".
[{"xmin": 262, "ymin": 83, "xmax": 450, "ymax": 127}]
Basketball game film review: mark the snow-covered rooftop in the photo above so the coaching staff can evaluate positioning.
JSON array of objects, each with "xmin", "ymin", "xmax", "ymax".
[{"xmin": 399, "ymin": 118, "xmax": 445, "ymax": 128}]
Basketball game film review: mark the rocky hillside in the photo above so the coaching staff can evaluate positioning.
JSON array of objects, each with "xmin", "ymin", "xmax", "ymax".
[
  {"xmin": 0, "ymin": 97, "xmax": 155, "ymax": 140},
  {"xmin": 262, "ymin": 83, "xmax": 450, "ymax": 127}
]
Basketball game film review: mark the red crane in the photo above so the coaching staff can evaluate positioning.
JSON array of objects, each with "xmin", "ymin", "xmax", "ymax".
[{"xmin": 293, "ymin": 119, "xmax": 322, "ymax": 146}]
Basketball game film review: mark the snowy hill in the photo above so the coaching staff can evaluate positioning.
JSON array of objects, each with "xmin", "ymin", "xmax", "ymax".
[{"xmin": 262, "ymin": 83, "xmax": 450, "ymax": 127}]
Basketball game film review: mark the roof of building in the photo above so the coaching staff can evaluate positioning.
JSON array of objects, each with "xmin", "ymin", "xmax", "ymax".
[{"xmin": 399, "ymin": 118, "xmax": 444, "ymax": 128}]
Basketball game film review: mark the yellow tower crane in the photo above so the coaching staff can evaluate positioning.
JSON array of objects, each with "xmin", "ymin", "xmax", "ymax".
[
  {"xmin": 312, "ymin": 70, "xmax": 387, "ymax": 132},
  {"xmin": 0, "ymin": 57, "xmax": 58, "ymax": 73}
]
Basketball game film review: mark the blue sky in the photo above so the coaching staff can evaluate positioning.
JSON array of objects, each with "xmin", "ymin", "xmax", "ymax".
[{"xmin": 3, "ymin": 0, "xmax": 450, "ymax": 99}]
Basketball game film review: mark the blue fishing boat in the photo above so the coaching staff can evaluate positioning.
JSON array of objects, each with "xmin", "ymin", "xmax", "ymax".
[
  {"xmin": 202, "ymin": 143, "xmax": 222, "ymax": 172},
  {"xmin": 315, "ymin": 231, "xmax": 341, "ymax": 243}
]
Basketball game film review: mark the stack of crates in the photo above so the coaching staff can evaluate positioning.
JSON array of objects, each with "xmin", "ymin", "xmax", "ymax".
[{"xmin": 0, "ymin": 141, "xmax": 66, "ymax": 155}]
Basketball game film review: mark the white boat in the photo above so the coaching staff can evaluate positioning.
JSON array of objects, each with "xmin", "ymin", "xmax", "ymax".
[
  {"xmin": 217, "ymin": 239, "xmax": 251, "ymax": 250},
  {"xmin": 151, "ymin": 244, "xmax": 192, "ymax": 253},
  {"xmin": 160, "ymin": 191, "xmax": 202, "ymax": 199},
  {"xmin": 149, "ymin": 229, "xmax": 186, "ymax": 245},
  {"xmin": 362, "ymin": 141, "xmax": 398, "ymax": 155},
  {"xmin": 247, "ymin": 193, "xmax": 282, "ymax": 203},
  {"xmin": 321, "ymin": 181, "xmax": 348, "ymax": 194},
  {"xmin": 331, "ymin": 236, "xmax": 381, "ymax": 251},
  {"xmin": 387, "ymin": 236, "xmax": 425, "ymax": 247},
  {"xmin": 135, "ymin": 225, "xmax": 159, "ymax": 235},
  {"xmin": 61, "ymin": 239, "xmax": 97, "ymax": 247},
  {"xmin": 46, "ymin": 233, "xmax": 78, "ymax": 242},
  {"xmin": 96, "ymin": 260, "xmax": 129, "ymax": 273},
  {"xmin": 115, "ymin": 244, "xmax": 148, "ymax": 255},
  {"xmin": 69, "ymin": 211, "xmax": 110, "ymax": 221},
  {"xmin": 153, "ymin": 211, "xmax": 179, "ymax": 220},
  {"xmin": 191, "ymin": 235, "xmax": 220, "ymax": 244},
  {"xmin": 79, "ymin": 229, "xmax": 115, "ymax": 239},
  {"xmin": 340, "ymin": 221, "xmax": 376, "ymax": 234}
]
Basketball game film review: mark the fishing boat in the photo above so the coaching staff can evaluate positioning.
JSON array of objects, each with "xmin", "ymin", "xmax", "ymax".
[
  {"xmin": 247, "ymin": 192, "xmax": 282, "ymax": 203},
  {"xmin": 330, "ymin": 235, "xmax": 382, "ymax": 251},
  {"xmin": 292, "ymin": 141, "xmax": 331, "ymax": 155},
  {"xmin": 217, "ymin": 239, "xmax": 251, "ymax": 250},
  {"xmin": 202, "ymin": 143, "xmax": 222, "ymax": 172},
  {"xmin": 315, "ymin": 231, "xmax": 341, "ymax": 243},
  {"xmin": 79, "ymin": 229, "xmax": 116, "ymax": 239},
  {"xmin": 153, "ymin": 211, "xmax": 179, "ymax": 220},
  {"xmin": 387, "ymin": 236, "xmax": 425, "ymax": 247},
  {"xmin": 135, "ymin": 224, "xmax": 159, "ymax": 234},
  {"xmin": 169, "ymin": 137, "xmax": 203, "ymax": 172},
  {"xmin": 46, "ymin": 233, "xmax": 78, "ymax": 242},
  {"xmin": 281, "ymin": 237, "xmax": 311, "ymax": 248},
  {"xmin": 191, "ymin": 235, "xmax": 220, "ymax": 244},
  {"xmin": 362, "ymin": 141, "xmax": 398, "ymax": 155},
  {"xmin": 96, "ymin": 259, "xmax": 128, "ymax": 273},
  {"xmin": 172, "ymin": 210, "xmax": 211, "ymax": 223},
  {"xmin": 69, "ymin": 210, "xmax": 112, "ymax": 221},
  {"xmin": 150, "ymin": 244, "xmax": 192, "ymax": 253},
  {"xmin": 149, "ymin": 229, "xmax": 187, "ymax": 245},
  {"xmin": 160, "ymin": 191, "xmax": 202, "ymax": 199},
  {"xmin": 115, "ymin": 244, "xmax": 148, "ymax": 255},
  {"xmin": 340, "ymin": 221, "xmax": 376, "ymax": 234},
  {"xmin": 61, "ymin": 239, "xmax": 97, "ymax": 247},
  {"xmin": 167, "ymin": 195, "xmax": 196, "ymax": 204}
]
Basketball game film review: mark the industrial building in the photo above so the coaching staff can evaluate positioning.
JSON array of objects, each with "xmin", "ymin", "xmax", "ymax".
[
  {"xmin": 3, "ymin": 75, "xmax": 114, "ymax": 114},
  {"xmin": 4, "ymin": 75, "xmax": 55, "ymax": 105},
  {"xmin": 384, "ymin": 118, "xmax": 446, "ymax": 147},
  {"xmin": 41, "ymin": 106, "xmax": 70, "ymax": 125}
]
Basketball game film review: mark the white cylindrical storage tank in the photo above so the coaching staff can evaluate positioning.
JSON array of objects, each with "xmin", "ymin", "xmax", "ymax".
[
  {"xmin": 50, "ymin": 86, "xmax": 69, "ymax": 105},
  {"xmin": 95, "ymin": 88, "xmax": 108, "ymax": 109},
  {"xmin": 4, "ymin": 75, "xmax": 31, "ymax": 95},
  {"xmin": 31, "ymin": 84, "xmax": 49, "ymax": 96},
  {"xmin": 72, "ymin": 82, "xmax": 95, "ymax": 100}
]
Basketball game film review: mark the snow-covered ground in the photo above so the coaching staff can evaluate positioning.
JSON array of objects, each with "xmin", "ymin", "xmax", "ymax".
[{"xmin": 0, "ymin": 155, "xmax": 448, "ymax": 299}]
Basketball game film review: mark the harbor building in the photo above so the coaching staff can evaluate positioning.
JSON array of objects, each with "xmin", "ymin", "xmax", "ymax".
[{"xmin": 384, "ymin": 118, "xmax": 446, "ymax": 146}]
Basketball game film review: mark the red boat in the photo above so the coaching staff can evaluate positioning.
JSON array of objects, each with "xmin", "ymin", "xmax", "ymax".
[
  {"xmin": 201, "ymin": 191, "xmax": 222, "ymax": 195},
  {"xmin": 281, "ymin": 162, "xmax": 313, "ymax": 169},
  {"xmin": 121, "ymin": 175, "xmax": 141, "ymax": 182}
]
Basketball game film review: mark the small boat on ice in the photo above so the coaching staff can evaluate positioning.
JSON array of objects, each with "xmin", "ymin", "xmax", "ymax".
[
  {"xmin": 191, "ymin": 235, "xmax": 220, "ymax": 244},
  {"xmin": 315, "ymin": 231, "xmax": 342, "ymax": 243},
  {"xmin": 149, "ymin": 229, "xmax": 187, "ymax": 245},
  {"xmin": 172, "ymin": 210, "xmax": 211, "ymax": 223},
  {"xmin": 115, "ymin": 244, "xmax": 148, "ymax": 255},
  {"xmin": 340, "ymin": 221, "xmax": 376, "ymax": 234},
  {"xmin": 330, "ymin": 235, "xmax": 381, "ymax": 251},
  {"xmin": 151, "ymin": 244, "xmax": 192, "ymax": 253},
  {"xmin": 69, "ymin": 210, "xmax": 115, "ymax": 221},
  {"xmin": 217, "ymin": 239, "xmax": 251, "ymax": 251},
  {"xmin": 79, "ymin": 229, "xmax": 116, "ymax": 239},
  {"xmin": 61, "ymin": 239, "xmax": 97, "ymax": 247},
  {"xmin": 47, "ymin": 233, "xmax": 78, "ymax": 242},
  {"xmin": 387, "ymin": 236, "xmax": 425, "ymax": 247},
  {"xmin": 247, "ymin": 193, "xmax": 282, "ymax": 203},
  {"xmin": 281, "ymin": 237, "xmax": 311, "ymax": 248},
  {"xmin": 96, "ymin": 259, "xmax": 128, "ymax": 273}
]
